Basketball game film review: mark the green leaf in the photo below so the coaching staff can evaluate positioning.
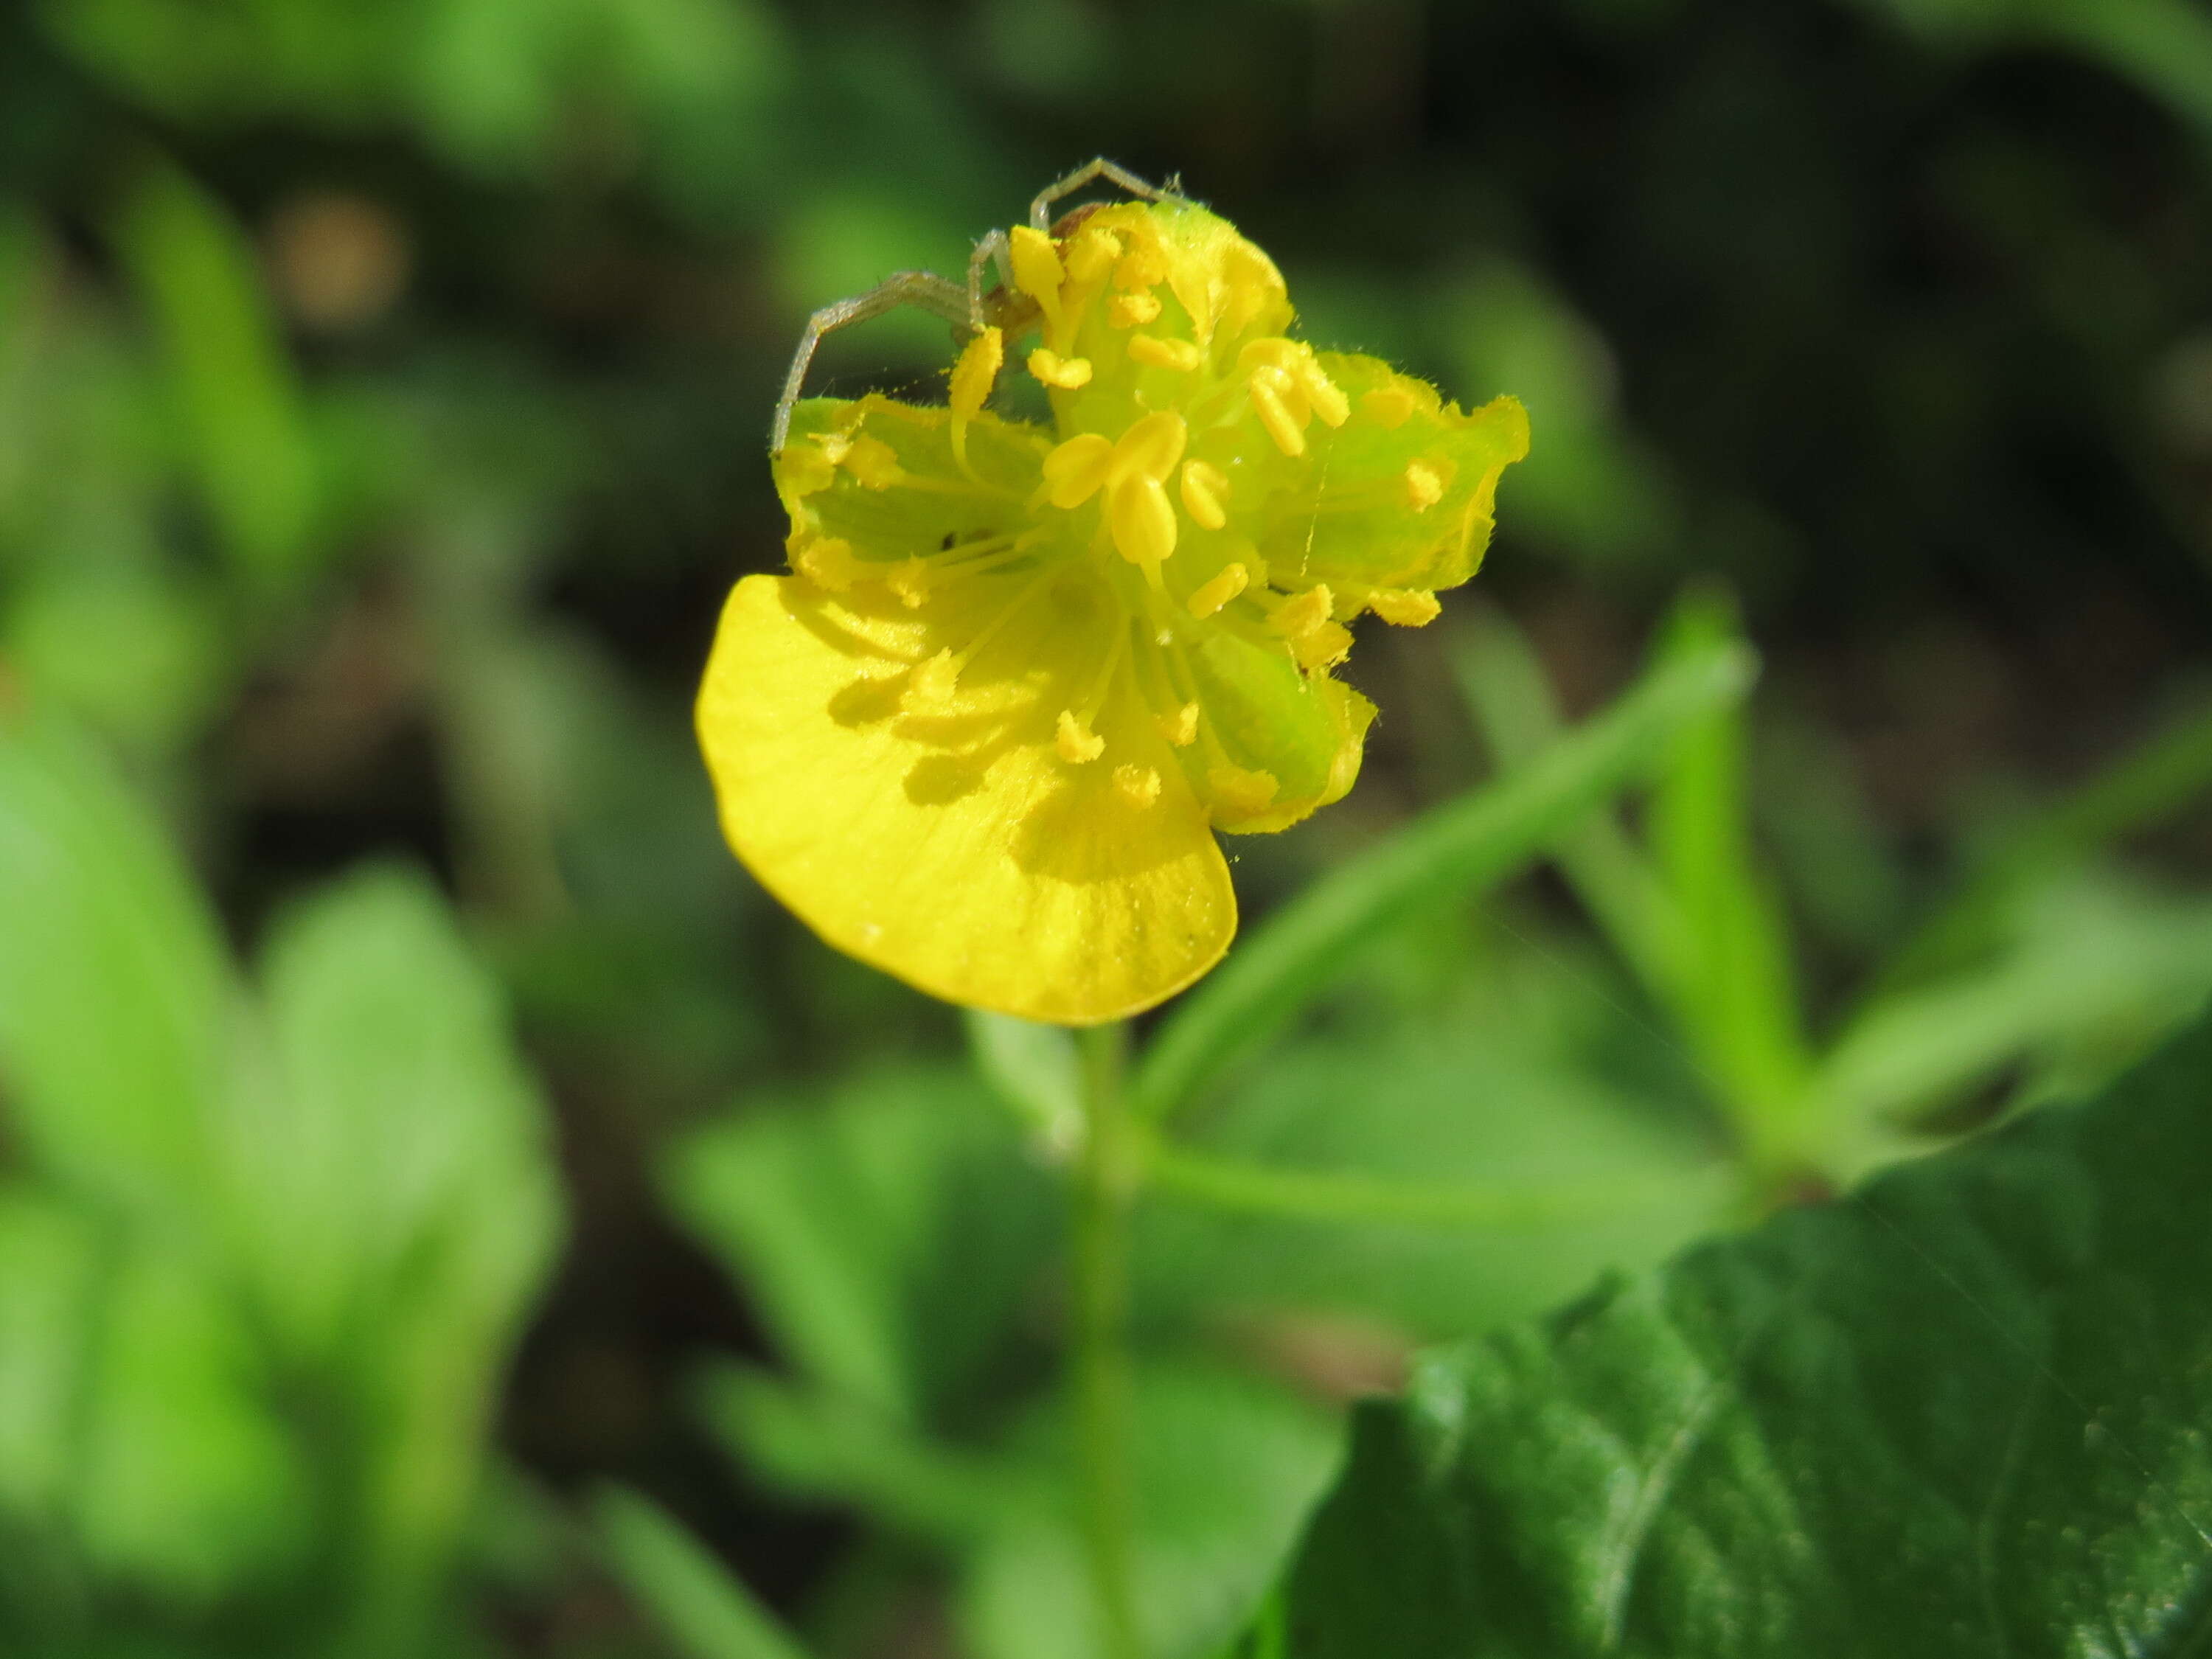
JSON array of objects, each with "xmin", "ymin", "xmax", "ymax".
[
  {"xmin": 1133, "ymin": 633, "xmax": 1756, "ymax": 1121},
  {"xmin": 594, "ymin": 1485, "xmax": 814, "ymax": 1659},
  {"xmin": 1281, "ymin": 1004, "xmax": 2212, "ymax": 1658},
  {"xmin": 667, "ymin": 1064, "xmax": 1058, "ymax": 1422},
  {"xmin": 0, "ymin": 710, "xmax": 234, "ymax": 1218},
  {"xmin": 1646, "ymin": 590, "xmax": 1811, "ymax": 1159},
  {"xmin": 240, "ymin": 865, "xmax": 563, "ymax": 1627},
  {"xmin": 964, "ymin": 1361, "xmax": 1341, "ymax": 1659},
  {"xmin": 108, "ymin": 158, "xmax": 319, "ymax": 593}
]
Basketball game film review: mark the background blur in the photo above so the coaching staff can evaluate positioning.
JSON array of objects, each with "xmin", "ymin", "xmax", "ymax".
[{"xmin": 6, "ymin": 0, "xmax": 2212, "ymax": 1655}]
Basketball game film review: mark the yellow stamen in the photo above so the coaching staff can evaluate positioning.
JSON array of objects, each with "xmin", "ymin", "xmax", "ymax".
[
  {"xmin": 1290, "ymin": 619, "xmax": 1353, "ymax": 670},
  {"xmin": 1248, "ymin": 369, "xmax": 1306, "ymax": 457},
  {"xmin": 1208, "ymin": 765, "xmax": 1279, "ymax": 818},
  {"xmin": 1113, "ymin": 763, "xmax": 1162, "ymax": 808},
  {"xmin": 1272, "ymin": 583, "xmax": 1335, "ymax": 641},
  {"xmin": 1112, "ymin": 411, "xmax": 1188, "ymax": 483},
  {"xmin": 1404, "ymin": 459, "xmax": 1446, "ymax": 512},
  {"xmin": 1043, "ymin": 432, "xmax": 1116, "ymax": 507},
  {"xmin": 950, "ymin": 327, "xmax": 1001, "ymax": 422},
  {"xmin": 1115, "ymin": 246, "xmax": 1167, "ymax": 290},
  {"xmin": 1009, "ymin": 226, "xmax": 1065, "ymax": 323},
  {"xmin": 790, "ymin": 534, "xmax": 860, "ymax": 591},
  {"xmin": 843, "ymin": 434, "xmax": 902, "ymax": 489},
  {"xmin": 1158, "ymin": 701, "xmax": 1200, "ymax": 747},
  {"xmin": 1109, "ymin": 291, "xmax": 1163, "ymax": 328},
  {"xmin": 1063, "ymin": 226, "xmax": 1122, "ymax": 285},
  {"xmin": 1179, "ymin": 460, "xmax": 1229, "ymax": 530},
  {"xmin": 888, "ymin": 556, "xmax": 932, "ymax": 608},
  {"xmin": 1028, "ymin": 347, "xmax": 1093, "ymax": 389},
  {"xmin": 1187, "ymin": 562, "xmax": 1248, "ymax": 619},
  {"xmin": 1368, "ymin": 588, "xmax": 1442, "ymax": 627},
  {"xmin": 1056, "ymin": 709, "xmax": 1105, "ymax": 764},
  {"xmin": 911, "ymin": 647, "xmax": 959, "ymax": 705},
  {"xmin": 1127, "ymin": 334, "xmax": 1202, "ymax": 372}
]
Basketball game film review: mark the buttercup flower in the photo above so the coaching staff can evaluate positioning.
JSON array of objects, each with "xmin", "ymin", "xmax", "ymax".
[{"xmin": 698, "ymin": 192, "xmax": 1527, "ymax": 1024}]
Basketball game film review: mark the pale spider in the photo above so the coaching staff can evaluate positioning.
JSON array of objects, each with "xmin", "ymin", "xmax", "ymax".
[{"xmin": 769, "ymin": 158, "xmax": 1183, "ymax": 451}]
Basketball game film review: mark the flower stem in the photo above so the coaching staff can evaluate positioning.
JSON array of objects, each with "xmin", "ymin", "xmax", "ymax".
[{"xmin": 1072, "ymin": 1020, "xmax": 1141, "ymax": 1659}]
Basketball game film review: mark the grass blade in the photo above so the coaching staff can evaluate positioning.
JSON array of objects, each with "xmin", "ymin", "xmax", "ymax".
[{"xmin": 594, "ymin": 1485, "xmax": 813, "ymax": 1659}]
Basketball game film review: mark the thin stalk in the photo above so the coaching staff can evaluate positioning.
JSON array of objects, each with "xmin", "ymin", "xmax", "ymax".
[{"xmin": 1071, "ymin": 1020, "xmax": 1141, "ymax": 1659}]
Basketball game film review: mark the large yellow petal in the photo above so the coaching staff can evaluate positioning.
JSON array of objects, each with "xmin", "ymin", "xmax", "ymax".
[{"xmin": 696, "ymin": 574, "xmax": 1236, "ymax": 1024}]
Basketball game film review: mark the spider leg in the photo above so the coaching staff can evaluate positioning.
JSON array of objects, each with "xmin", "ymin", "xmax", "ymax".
[
  {"xmin": 967, "ymin": 230, "xmax": 1010, "ymax": 330},
  {"xmin": 771, "ymin": 271, "xmax": 970, "ymax": 451},
  {"xmin": 1028, "ymin": 158, "xmax": 1175, "ymax": 229}
]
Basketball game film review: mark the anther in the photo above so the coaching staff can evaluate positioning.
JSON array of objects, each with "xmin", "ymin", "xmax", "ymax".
[
  {"xmin": 1179, "ymin": 460, "xmax": 1228, "ymax": 530},
  {"xmin": 792, "ymin": 534, "xmax": 860, "ymax": 592},
  {"xmin": 1128, "ymin": 335, "xmax": 1202, "ymax": 372},
  {"xmin": 1248, "ymin": 369, "xmax": 1306, "ymax": 457},
  {"xmin": 1109, "ymin": 291, "xmax": 1163, "ymax": 328},
  {"xmin": 1064, "ymin": 226, "xmax": 1122, "ymax": 285},
  {"xmin": 842, "ymin": 434, "xmax": 902, "ymax": 490},
  {"xmin": 1158, "ymin": 702, "xmax": 1200, "ymax": 746},
  {"xmin": 1114, "ymin": 247, "xmax": 1167, "ymax": 290},
  {"xmin": 950, "ymin": 327, "xmax": 1001, "ymax": 422},
  {"xmin": 1009, "ymin": 226, "xmax": 1065, "ymax": 319},
  {"xmin": 1029, "ymin": 348, "xmax": 1093, "ymax": 389},
  {"xmin": 1113, "ymin": 764, "xmax": 1162, "ymax": 807},
  {"xmin": 1368, "ymin": 588, "xmax": 1442, "ymax": 627},
  {"xmin": 1056, "ymin": 709, "xmax": 1105, "ymax": 764},
  {"xmin": 887, "ymin": 557, "xmax": 934, "ymax": 608},
  {"xmin": 1272, "ymin": 584, "xmax": 1335, "ymax": 641},
  {"xmin": 1208, "ymin": 765, "xmax": 1280, "ymax": 818},
  {"xmin": 1403, "ymin": 459, "xmax": 1446, "ymax": 512},
  {"xmin": 1188, "ymin": 562, "xmax": 1248, "ymax": 619}
]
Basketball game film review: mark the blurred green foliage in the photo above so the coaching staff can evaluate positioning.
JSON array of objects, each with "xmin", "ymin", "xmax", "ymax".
[{"xmin": 4, "ymin": 0, "xmax": 2212, "ymax": 1654}]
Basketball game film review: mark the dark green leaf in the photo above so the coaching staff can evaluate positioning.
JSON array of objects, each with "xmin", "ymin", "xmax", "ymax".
[{"xmin": 1283, "ymin": 1005, "xmax": 2212, "ymax": 1658}]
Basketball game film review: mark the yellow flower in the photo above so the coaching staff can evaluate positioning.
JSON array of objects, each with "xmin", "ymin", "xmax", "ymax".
[{"xmin": 698, "ymin": 196, "xmax": 1527, "ymax": 1024}]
